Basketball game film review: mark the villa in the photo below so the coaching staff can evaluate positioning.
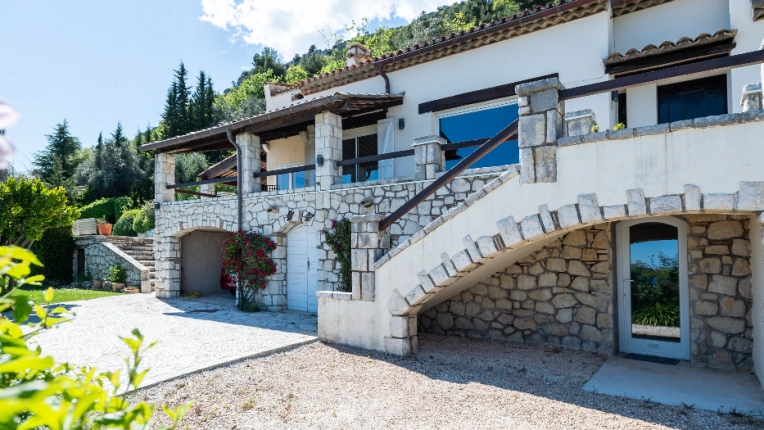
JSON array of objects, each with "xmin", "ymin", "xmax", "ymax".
[{"xmin": 136, "ymin": 0, "xmax": 764, "ymax": 391}]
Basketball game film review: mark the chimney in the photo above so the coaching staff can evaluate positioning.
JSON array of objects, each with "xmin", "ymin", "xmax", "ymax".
[{"xmin": 346, "ymin": 43, "xmax": 372, "ymax": 67}]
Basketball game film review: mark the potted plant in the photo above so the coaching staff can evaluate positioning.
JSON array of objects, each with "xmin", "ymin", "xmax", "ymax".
[
  {"xmin": 92, "ymin": 278, "xmax": 103, "ymax": 290},
  {"xmin": 96, "ymin": 218, "xmax": 113, "ymax": 236},
  {"xmin": 105, "ymin": 264, "xmax": 128, "ymax": 291}
]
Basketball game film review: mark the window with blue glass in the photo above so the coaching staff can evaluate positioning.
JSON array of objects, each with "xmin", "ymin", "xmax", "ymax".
[
  {"xmin": 658, "ymin": 75, "xmax": 727, "ymax": 124},
  {"xmin": 439, "ymin": 103, "xmax": 520, "ymax": 171},
  {"xmin": 342, "ymin": 133, "xmax": 378, "ymax": 184}
]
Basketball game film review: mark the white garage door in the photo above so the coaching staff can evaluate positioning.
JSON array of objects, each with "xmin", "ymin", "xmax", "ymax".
[{"xmin": 286, "ymin": 225, "xmax": 318, "ymax": 312}]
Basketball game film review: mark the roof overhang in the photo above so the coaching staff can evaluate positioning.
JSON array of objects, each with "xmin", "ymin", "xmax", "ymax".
[{"xmin": 139, "ymin": 92, "xmax": 403, "ymax": 154}]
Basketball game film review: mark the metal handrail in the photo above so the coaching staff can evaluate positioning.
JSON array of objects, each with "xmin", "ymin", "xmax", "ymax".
[
  {"xmin": 253, "ymin": 164, "xmax": 316, "ymax": 178},
  {"xmin": 379, "ymin": 119, "xmax": 519, "ymax": 231}
]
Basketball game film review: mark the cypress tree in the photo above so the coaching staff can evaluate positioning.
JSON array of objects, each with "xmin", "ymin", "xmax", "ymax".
[
  {"xmin": 32, "ymin": 120, "xmax": 82, "ymax": 183},
  {"xmin": 174, "ymin": 62, "xmax": 191, "ymax": 135}
]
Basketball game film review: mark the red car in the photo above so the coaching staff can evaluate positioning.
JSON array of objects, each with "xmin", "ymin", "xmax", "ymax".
[{"xmin": 220, "ymin": 267, "xmax": 236, "ymax": 296}]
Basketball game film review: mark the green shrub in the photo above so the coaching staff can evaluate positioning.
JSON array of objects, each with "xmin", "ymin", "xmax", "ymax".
[
  {"xmin": 79, "ymin": 196, "xmax": 134, "ymax": 224},
  {"xmin": 133, "ymin": 201, "xmax": 156, "ymax": 234},
  {"xmin": 632, "ymin": 302, "xmax": 680, "ymax": 327},
  {"xmin": 31, "ymin": 226, "xmax": 75, "ymax": 285},
  {"xmin": 0, "ymin": 246, "xmax": 191, "ymax": 428},
  {"xmin": 113, "ymin": 209, "xmax": 142, "ymax": 237},
  {"xmin": 105, "ymin": 264, "xmax": 128, "ymax": 283},
  {"xmin": 321, "ymin": 219, "xmax": 351, "ymax": 292}
]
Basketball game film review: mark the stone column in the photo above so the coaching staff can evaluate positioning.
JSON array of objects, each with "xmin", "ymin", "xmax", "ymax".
[
  {"xmin": 412, "ymin": 135, "xmax": 446, "ymax": 180},
  {"xmin": 200, "ymin": 183, "xmax": 215, "ymax": 200},
  {"xmin": 155, "ymin": 153, "xmax": 175, "ymax": 203},
  {"xmin": 237, "ymin": 132, "xmax": 261, "ymax": 194},
  {"xmin": 564, "ymin": 109, "xmax": 597, "ymax": 137},
  {"xmin": 256, "ymin": 234, "xmax": 287, "ymax": 311},
  {"xmin": 350, "ymin": 214, "xmax": 388, "ymax": 301},
  {"xmin": 315, "ymin": 111, "xmax": 343, "ymax": 191},
  {"xmin": 516, "ymin": 77, "xmax": 564, "ymax": 184},
  {"xmin": 154, "ymin": 235, "xmax": 180, "ymax": 298},
  {"xmin": 741, "ymin": 83, "xmax": 763, "ymax": 112}
]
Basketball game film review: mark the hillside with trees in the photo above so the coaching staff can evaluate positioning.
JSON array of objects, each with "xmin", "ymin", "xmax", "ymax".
[{"xmin": 7, "ymin": 0, "xmax": 550, "ymax": 282}]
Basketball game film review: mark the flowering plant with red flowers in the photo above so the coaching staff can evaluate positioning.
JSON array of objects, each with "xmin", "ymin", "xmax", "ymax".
[{"xmin": 221, "ymin": 231, "xmax": 277, "ymax": 310}]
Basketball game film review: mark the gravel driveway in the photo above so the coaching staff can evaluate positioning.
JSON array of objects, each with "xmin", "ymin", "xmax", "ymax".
[
  {"xmin": 26, "ymin": 294, "xmax": 317, "ymax": 387},
  {"xmin": 134, "ymin": 334, "xmax": 763, "ymax": 429}
]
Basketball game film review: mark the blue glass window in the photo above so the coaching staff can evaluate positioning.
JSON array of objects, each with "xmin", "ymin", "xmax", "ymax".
[
  {"xmin": 439, "ymin": 104, "xmax": 520, "ymax": 171},
  {"xmin": 658, "ymin": 75, "xmax": 727, "ymax": 124},
  {"xmin": 342, "ymin": 134, "xmax": 378, "ymax": 184}
]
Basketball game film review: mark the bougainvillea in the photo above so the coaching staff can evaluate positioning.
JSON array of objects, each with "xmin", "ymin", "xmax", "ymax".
[
  {"xmin": 321, "ymin": 219, "xmax": 351, "ymax": 293},
  {"xmin": 221, "ymin": 231, "xmax": 277, "ymax": 310}
]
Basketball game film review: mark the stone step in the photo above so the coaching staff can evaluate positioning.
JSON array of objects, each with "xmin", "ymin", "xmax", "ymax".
[{"xmin": 124, "ymin": 252, "xmax": 154, "ymax": 260}]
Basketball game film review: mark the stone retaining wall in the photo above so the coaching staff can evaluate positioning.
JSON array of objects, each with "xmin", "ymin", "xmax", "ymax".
[
  {"xmin": 686, "ymin": 214, "xmax": 753, "ymax": 371},
  {"xmin": 419, "ymin": 225, "xmax": 614, "ymax": 355},
  {"xmin": 73, "ymin": 236, "xmax": 151, "ymax": 288}
]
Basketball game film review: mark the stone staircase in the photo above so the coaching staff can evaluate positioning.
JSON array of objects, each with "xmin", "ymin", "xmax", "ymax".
[{"xmin": 105, "ymin": 237, "xmax": 156, "ymax": 291}]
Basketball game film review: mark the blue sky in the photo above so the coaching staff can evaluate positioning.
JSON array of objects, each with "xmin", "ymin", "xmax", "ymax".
[{"xmin": 0, "ymin": 0, "xmax": 433, "ymax": 171}]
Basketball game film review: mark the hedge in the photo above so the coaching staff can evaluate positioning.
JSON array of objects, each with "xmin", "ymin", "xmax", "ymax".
[
  {"xmin": 132, "ymin": 202, "xmax": 155, "ymax": 234},
  {"xmin": 79, "ymin": 197, "xmax": 133, "ymax": 224},
  {"xmin": 113, "ymin": 209, "xmax": 142, "ymax": 237},
  {"xmin": 31, "ymin": 226, "xmax": 75, "ymax": 285}
]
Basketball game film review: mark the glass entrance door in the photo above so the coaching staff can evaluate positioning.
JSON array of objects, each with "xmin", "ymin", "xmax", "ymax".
[{"xmin": 616, "ymin": 217, "xmax": 690, "ymax": 359}]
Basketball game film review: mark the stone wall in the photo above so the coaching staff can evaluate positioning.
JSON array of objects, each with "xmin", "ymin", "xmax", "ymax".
[
  {"xmin": 154, "ymin": 167, "xmax": 505, "ymax": 302},
  {"xmin": 686, "ymin": 214, "xmax": 754, "ymax": 371},
  {"xmin": 74, "ymin": 236, "xmax": 151, "ymax": 288},
  {"xmin": 419, "ymin": 225, "xmax": 614, "ymax": 355}
]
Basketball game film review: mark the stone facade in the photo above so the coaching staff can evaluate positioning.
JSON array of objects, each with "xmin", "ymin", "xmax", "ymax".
[
  {"xmin": 153, "ymin": 167, "xmax": 505, "ymax": 303},
  {"xmin": 686, "ymin": 214, "xmax": 754, "ymax": 371},
  {"xmin": 516, "ymin": 77, "xmax": 563, "ymax": 184},
  {"xmin": 419, "ymin": 225, "xmax": 614, "ymax": 355}
]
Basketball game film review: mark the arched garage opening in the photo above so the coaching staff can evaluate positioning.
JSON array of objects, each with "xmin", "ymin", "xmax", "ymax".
[{"xmin": 180, "ymin": 228, "xmax": 231, "ymax": 297}]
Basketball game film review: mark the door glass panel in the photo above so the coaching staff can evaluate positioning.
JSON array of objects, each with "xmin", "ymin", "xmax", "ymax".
[
  {"xmin": 629, "ymin": 222, "xmax": 680, "ymax": 342},
  {"xmin": 277, "ymin": 173, "xmax": 290, "ymax": 191}
]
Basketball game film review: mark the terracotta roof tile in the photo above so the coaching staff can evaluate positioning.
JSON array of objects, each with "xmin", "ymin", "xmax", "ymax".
[
  {"xmin": 605, "ymin": 29, "xmax": 738, "ymax": 65},
  {"xmin": 274, "ymin": 0, "xmax": 608, "ymax": 96}
]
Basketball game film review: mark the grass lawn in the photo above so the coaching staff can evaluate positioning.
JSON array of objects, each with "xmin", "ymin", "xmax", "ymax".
[{"xmin": 8, "ymin": 285, "xmax": 120, "ymax": 304}]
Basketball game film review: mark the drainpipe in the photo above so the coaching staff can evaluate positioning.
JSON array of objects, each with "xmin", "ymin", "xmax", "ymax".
[
  {"xmin": 376, "ymin": 64, "xmax": 390, "ymax": 94},
  {"xmin": 225, "ymin": 128, "xmax": 243, "ymax": 232}
]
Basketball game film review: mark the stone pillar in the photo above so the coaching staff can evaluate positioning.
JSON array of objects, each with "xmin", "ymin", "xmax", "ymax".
[
  {"xmin": 315, "ymin": 111, "xmax": 343, "ymax": 191},
  {"xmin": 564, "ymin": 109, "xmax": 597, "ymax": 137},
  {"xmin": 516, "ymin": 77, "xmax": 564, "ymax": 184},
  {"xmin": 200, "ymin": 183, "xmax": 215, "ymax": 200},
  {"xmin": 256, "ymin": 234, "xmax": 287, "ymax": 311},
  {"xmin": 741, "ymin": 83, "xmax": 763, "ymax": 112},
  {"xmin": 412, "ymin": 135, "xmax": 446, "ymax": 180},
  {"xmin": 237, "ymin": 132, "xmax": 261, "ymax": 194},
  {"xmin": 154, "ymin": 235, "xmax": 180, "ymax": 298},
  {"xmin": 350, "ymin": 214, "xmax": 388, "ymax": 301},
  {"xmin": 155, "ymin": 153, "xmax": 175, "ymax": 203}
]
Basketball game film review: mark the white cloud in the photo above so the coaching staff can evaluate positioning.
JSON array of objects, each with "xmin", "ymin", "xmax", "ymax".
[{"xmin": 200, "ymin": 0, "xmax": 447, "ymax": 59}]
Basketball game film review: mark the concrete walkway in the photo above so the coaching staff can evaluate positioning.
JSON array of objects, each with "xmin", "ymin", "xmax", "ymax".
[
  {"xmin": 583, "ymin": 356, "xmax": 764, "ymax": 414},
  {"xmin": 26, "ymin": 293, "xmax": 317, "ymax": 388}
]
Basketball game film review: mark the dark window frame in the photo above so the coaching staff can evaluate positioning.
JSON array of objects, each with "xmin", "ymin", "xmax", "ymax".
[{"xmin": 657, "ymin": 74, "xmax": 728, "ymax": 124}]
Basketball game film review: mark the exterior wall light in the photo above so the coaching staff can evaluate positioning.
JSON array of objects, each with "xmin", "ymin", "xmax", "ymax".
[
  {"xmin": 398, "ymin": 118, "xmax": 405, "ymax": 129},
  {"xmin": 316, "ymin": 154, "xmax": 324, "ymax": 167},
  {"xmin": 154, "ymin": 202, "xmax": 160, "ymax": 210}
]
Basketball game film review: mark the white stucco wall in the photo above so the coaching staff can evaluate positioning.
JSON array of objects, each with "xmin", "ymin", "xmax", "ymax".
[
  {"xmin": 730, "ymin": 0, "xmax": 764, "ymax": 114},
  {"xmin": 613, "ymin": 0, "xmax": 730, "ymax": 54},
  {"xmin": 266, "ymin": 12, "xmax": 613, "ymax": 178},
  {"xmin": 322, "ymin": 120, "xmax": 764, "ymax": 354}
]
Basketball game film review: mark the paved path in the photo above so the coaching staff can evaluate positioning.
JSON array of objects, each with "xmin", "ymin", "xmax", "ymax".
[{"xmin": 26, "ymin": 294, "xmax": 317, "ymax": 387}]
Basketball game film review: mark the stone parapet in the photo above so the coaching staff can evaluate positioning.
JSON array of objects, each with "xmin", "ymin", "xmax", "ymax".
[
  {"xmin": 740, "ymin": 83, "xmax": 763, "ymax": 112},
  {"xmin": 564, "ymin": 109, "xmax": 597, "ymax": 137}
]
